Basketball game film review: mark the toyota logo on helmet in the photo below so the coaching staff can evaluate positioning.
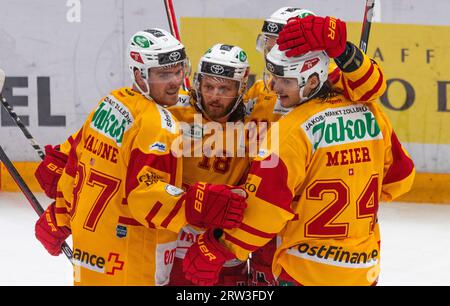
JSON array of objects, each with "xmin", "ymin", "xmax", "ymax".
[
  {"xmin": 267, "ymin": 22, "xmax": 279, "ymax": 33},
  {"xmin": 210, "ymin": 64, "xmax": 225, "ymax": 75},
  {"xmin": 266, "ymin": 62, "xmax": 275, "ymax": 73},
  {"xmin": 169, "ymin": 51, "xmax": 181, "ymax": 62}
]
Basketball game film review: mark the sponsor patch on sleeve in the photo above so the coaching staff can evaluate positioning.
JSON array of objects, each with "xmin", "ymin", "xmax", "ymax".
[{"xmin": 156, "ymin": 104, "xmax": 177, "ymax": 134}]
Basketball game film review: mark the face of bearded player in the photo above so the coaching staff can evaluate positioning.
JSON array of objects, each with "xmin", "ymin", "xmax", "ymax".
[{"xmin": 199, "ymin": 74, "xmax": 240, "ymax": 122}]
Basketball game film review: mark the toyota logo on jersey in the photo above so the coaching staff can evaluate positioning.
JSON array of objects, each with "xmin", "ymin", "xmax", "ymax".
[
  {"xmin": 210, "ymin": 64, "xmax": 225, "ymax": 75},
  {"xmin": 169, "ymin": 51, "xmax": 181, "ymax": 62}
]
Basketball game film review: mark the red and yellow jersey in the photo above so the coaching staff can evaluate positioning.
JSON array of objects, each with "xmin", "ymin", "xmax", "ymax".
[
  {"xmin": 244, "ymin": 52, "xmax": 386, "ymax": 125},
  {"xmin": 55, "ymin": 87, "xmax": 188, "ymax": 286},
  {"xmin": 168, "ymin": 91, "xmax": 250, "ymax": 263},
  {"xmin": 222, "ymin": 95, "xmax": 415, "ymax": 286},
  {"xmin": 168, "ymin": 91, "xmax": 250, "ymax": 189}
]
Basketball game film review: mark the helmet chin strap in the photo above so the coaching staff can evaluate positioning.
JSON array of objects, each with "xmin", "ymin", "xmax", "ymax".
[
  {"xmin": 297, "ymin": 83, "xmax": 321, "ymax": 105},
  {"xmin": 132, "ymin": 69, "xmax": 153, "ymax": 101}
]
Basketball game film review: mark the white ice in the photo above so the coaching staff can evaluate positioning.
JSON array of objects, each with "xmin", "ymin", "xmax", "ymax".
[{"xmin": 1, "ymin": 192, "xmax": 449, "ymax": 286}]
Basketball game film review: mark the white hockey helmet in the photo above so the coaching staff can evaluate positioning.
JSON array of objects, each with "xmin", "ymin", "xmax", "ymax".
[
  {"xmin": 127, "ymin": 28, "xmax": 189, "ymax": 99},
  {"xmin": 265, "ymin": 45, "xmax": 330, "ymax": 103},
  {"xmin": 257, "ymin": 7, "xmax": 316, "ymax": 54},
  {"xmin": 194, "ymin": 43, "xmax": 250, "ymax": 118}
]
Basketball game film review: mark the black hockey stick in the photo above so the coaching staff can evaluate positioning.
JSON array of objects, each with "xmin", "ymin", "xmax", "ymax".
[
  {"xmin": 0, "ymin": 69, "xmax": 45, "ymax": 160},
  {"xmin": 359, "ymin": 0, "xmax": 376, "ymax": 53},
  {"xmin": 0, "ymin": 145, "xmax": 73, "ymax": 262},
  {"xmin": 0, "ymin": 70, "xmax": 73, "ymax": 262}
]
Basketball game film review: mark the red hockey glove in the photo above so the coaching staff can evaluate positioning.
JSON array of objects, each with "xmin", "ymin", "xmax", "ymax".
[
  {"xmin": 184, "ymin": 182, "xmax": 247, "ymax": 229},
  {"xmin": 35, "ymin": 202, "xmax": 71, "ymax": 256},
  {"xmin": 277, "ymin": 15, "xmax": 347, "ymax": 58},
  {"xmin": 182, "ymin": 228, "xmax": 235, "ymax": 286},
  {"xmin": 35, "ymin": 145, "xmax": 68, "ymax": 199}
]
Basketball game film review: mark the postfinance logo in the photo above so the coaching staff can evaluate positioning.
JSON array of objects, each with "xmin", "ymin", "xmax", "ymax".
[{"xmin": 72, "ymin": 248, "xmax": 124, "ymax": 275}]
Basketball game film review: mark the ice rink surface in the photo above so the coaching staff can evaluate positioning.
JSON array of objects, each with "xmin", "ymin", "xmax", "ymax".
[{"xmin": 1, "ymin": 192, "xmax": 449, "ymax": 286}]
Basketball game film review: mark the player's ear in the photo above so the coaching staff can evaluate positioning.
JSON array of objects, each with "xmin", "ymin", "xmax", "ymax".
[{"xmin": 133, "ymin": 68, "xmax": 148, "ymax": 91}]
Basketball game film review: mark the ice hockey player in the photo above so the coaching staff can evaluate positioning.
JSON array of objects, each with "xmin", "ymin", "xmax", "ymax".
[
  {"xmin": 167, "ymin": 43, "xmax": 251, "ymax": 286},
  {"xmin": 34, "ymin": 29, "xmax": 246, "ymax": 285},
  {"xmin": 244, "ymin": 7, "xmax": 387, "ymax": 286},
  {"xmin": 182, "ymin": 45, "xmax": 415, "ymax": 286}
]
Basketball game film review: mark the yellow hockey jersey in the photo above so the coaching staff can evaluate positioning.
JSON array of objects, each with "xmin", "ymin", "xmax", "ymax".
[
  {"xmin": 55, "ymin": 87, "xmax": 188, "ymax": 286},
  {"xmin": 222, "ymin": 95, "xmax": 415, "ymax": 286},
  {"xmin": 168, "ymin": 91, "xmax": 250, "ymax": 264}
]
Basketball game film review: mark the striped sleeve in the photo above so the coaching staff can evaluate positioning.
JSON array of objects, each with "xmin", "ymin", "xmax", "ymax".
[
  {"xmin": 222, "ymin": 126, "xmax": 307, "ymax": 260},
  {"xmin": 381, "ymin": 131, "xmax": 415, "ymax": 201},
  {"xmin": 334, "ymin": 52, "xmax": 387, "ymax": 102},
  {"xmin": 126, "ymin": 109, "xmax": 186, "ymax": 234}
]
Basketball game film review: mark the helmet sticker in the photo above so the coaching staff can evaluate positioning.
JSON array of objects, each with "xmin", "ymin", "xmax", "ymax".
[
  {"xmin": 144, "ymin": 29, "xmax": 165, "ymax": 37},
  {"xmin": 301, "ymin": 58, "xmax": 320, "ymax": 72},
  {"xmin": 157, "ymin": 48, "xmax": 186, "ymax": 65},
  {"xmin": 262, "ymin": 21, "xmax": 284, "ymax": 35},
  {"xmin": 239, "ymin": 50, "xmax": 247, "ymax": 62},
  {"xmin": 133, "ymin": 35, "xmax": 151, "ymax": 48},
  {"xmin": 219, "ymin": 44, "xmax": 234, "ymax": 51},
  {"xmin": 201, "ymin": 61, "xmax": 236, "ymax": 78},
  {"xmin": 265, "ymin": 59, "xmax": 284, "ymax": 76},
  {"xmin": 130, "ymin": 51, "xmax": 144, "ymax": 64}
]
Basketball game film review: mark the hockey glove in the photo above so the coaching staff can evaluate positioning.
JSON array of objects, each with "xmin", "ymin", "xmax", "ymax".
[
  {"xmin": 277, "ymin": 15, "xmax": 347, "ymax": 58},
  {"xmin": 35, "ymin": 145, "xmax": 68, "ymax": 199},
  {"xmin": 184, "ymin": 182, "xmax": 247, "ymax": 229},
  {"xmin": 35, "ymin": 202, "xmax": 71, "ymax": 256},
  {"xmin": 183, "ymin": 228, "xmax": 235, "ymax": 286}
]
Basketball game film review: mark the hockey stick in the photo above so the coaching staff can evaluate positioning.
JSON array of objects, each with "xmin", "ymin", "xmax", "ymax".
[
  {"xmin": 0, "ymin": 145, "xmax": 73, "ymax": 262},
  {"xmin": 163, "ymin": 0, "xmax": 191, "ymax": 90},
  {"xmin": 0, "ymin": 69, "xmax": 45, "ymax": 160},
  {"xmin": 0, "ymin": 70, "xmax": 73, "ymax": 263},
  {"xmin": 359, "ymin": 0, "xmax": 375, "ymax": 53}
]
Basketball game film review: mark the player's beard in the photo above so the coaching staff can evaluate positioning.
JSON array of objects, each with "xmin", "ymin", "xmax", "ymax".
[{"xmin": 202, "ymin": 97, "xmax": 236, "ymax": 121}]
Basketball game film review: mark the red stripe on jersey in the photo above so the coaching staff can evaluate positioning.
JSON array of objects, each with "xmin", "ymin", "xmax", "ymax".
[
  {"xmin": 248, "ymin": 155, "xmax": 293, "ymax": 212},
  {"xmin": 121, "ymin": 198, "xmax": 128, "ymax": 205},
  {"xmin": 118, "ymin": 216, "xmax": 144, "ymax": 227},
  {"xmin": 161, "ymin": 199, "xmax": 183, "ymax": 228},
  {"xmin": 240, "ymin": 223, "xmax": 276, "ymax": 239},
  {"xmin": 341, "ymin": 77, "xmax": 351, "ymax": 100},
  {"xmin": 225, "ymin": 233, "xmax": 259, "ymax": 252},
  {"xmin": 347, "ymin": 62, "xmax": 375, "ymax": 90},
  {"xmin": 56, "ymin": 191, "xmax": 64, "ymax": 199},
  {"xmin": 65, "ymin": 128, "xmax": 84, "ymax": 177},
  {"xmin": 328, "ymin": 67, "xmax": 341, "ymax": 84},
  {"xmin": 125, "ymin": 148, "xmax": 178, "ymax": 197},
  {"xmin": 55, "ymin": 207, "xmax": 68, "ymax": 214},
  {"xmin": 145, "ymin": 201, "xmax": 163, "ymax": 228},
  {"xmin": 383, "ymin": 132, "xmax": 414, "ymax": 184},
  {"xmin": 360, "ymin": 66, "xmax": 384, "ymax": 101}
]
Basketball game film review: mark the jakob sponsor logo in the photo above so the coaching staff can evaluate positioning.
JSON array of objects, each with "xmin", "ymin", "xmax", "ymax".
[
  {"xmin": 302, "ymin": 105, "xmax": 382, "ymax": 151},
  {"xmin": 90, "ymin": 96, "xmax": 134, "ymax": 146}
]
